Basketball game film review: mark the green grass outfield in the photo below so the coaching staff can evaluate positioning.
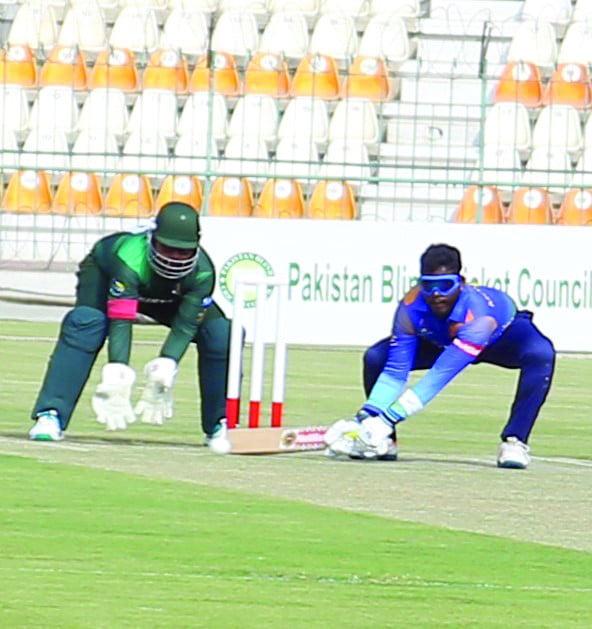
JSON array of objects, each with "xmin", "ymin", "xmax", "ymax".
[{"xmin": 1, "ymin": 320, "xmax": 591, "ymax": 628}]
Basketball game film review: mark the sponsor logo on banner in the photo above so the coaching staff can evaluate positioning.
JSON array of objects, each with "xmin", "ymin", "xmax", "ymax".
[{"xmin": 219, "ymin": 252, "xmax": 275, "ymax": 307}]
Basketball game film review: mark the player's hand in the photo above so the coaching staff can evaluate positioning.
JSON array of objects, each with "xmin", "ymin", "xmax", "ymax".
[
  {"xmin": 134, "ymin": 357, "xmax": 178, "ymax": 425},
  {"xmin": 92, "ymin": 363, "xmax": 137, "ymax": 431}
]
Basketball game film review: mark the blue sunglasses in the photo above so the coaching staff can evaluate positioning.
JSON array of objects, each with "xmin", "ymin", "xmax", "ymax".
[{"xmin": 420, "ymin": 274, "xmax": 461, "ymax": 297}]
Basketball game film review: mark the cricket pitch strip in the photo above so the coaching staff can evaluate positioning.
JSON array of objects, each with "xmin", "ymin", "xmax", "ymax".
[{"xmin": 1, "ymin": 435, "xmax": 590, "ymax": 553}]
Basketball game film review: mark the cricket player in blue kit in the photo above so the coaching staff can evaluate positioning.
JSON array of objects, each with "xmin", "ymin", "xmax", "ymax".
[{"xmin": 324, "ymin": 244, "xmax": 556, "ymax": 469}]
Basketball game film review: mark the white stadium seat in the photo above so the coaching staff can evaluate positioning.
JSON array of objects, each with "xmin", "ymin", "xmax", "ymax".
[
  {"xmin": 278, "ymin": 97, "xmax": 330, "ymax": 146},
  {"xmin": 77, "ymin": 88, "xmax": 129, "ymax": 138},
  {"xmin": 178, "ymin": 92, "xmax": 229, "ymax": 144},
  {"xmin": 126, "ymin": 89, "xmax": 179, "ymax": 139},
  {"xmin": 310, "ymin": 13, "xmax": 358, "ymax": 65},
  {"xmin": 227, "ymin": 94, "xmax": 279, "ymax": 145}
]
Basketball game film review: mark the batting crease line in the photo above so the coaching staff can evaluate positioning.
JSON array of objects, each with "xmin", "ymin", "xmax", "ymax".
[{"xmin": 5, "ymin": 566, "xmax": 592, "ymax": 593}]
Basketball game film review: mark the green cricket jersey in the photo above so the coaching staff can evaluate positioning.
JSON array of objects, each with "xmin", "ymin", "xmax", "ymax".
[{"xmin": 84, "ymin": 232, "xmax": 217, "ymax": 364}]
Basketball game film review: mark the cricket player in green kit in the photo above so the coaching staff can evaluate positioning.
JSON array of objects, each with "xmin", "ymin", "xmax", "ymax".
[{"xmin": 29, "ymin": 202, "xmax": 232, "ymax": 454}]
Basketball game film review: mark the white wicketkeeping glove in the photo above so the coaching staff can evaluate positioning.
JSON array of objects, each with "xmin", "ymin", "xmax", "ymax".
[
  {"xmin": 134, "ymin": 357, "xmax": 178, "ymax": 425},
  {"xmin": 92, "ymin": 363, "xmax": 137, "ymax": 431}
]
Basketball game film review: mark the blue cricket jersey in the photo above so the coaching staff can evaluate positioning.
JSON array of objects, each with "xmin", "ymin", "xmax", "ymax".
[{"xmin": 365, "ymin": 284, "xmax": 517, "ymax": 415}]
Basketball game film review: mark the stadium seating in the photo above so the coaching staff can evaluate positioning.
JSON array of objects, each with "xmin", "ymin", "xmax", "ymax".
[
  {"xmin": 142, "ymin": 49, "xmax": 189, "ymax": 93},
  {"xmin": 189, "ymin": 52, "xmax": 241, "ymax": 97},
  {"xmin": 310, "ymin": 13, "xmax": 358, "ymax": 65},
  {"xmin": 0, "ymin": 44, "xmax": 37, "ymax": 88},
  {"xmin": 341, "ymin": 56, "xmax": 394, "ymax": 102},
  {"xmin": 556, "ymin": 189, "xmax": 592, "ymax": 226},
  {"xmin": 104, "ymin": 173, "xmax": 154, "ymax": 217},
  {"xmin": 51, "ymin": 171, "xmax": 103, "ymax": 215},
  {"xmin": 109, "ymin": 6, "xmax": 159, "ymax": 54},
  {"xmin": 127, "ymin": 89, "xmax": 179, "ymax": 139},
  {"xmin": 161, "ymin": 8, "xmax": 209, "ymax": 57},
  {"xmin": 8, "ymin": 2, "xmax": 58, "ymax": 52},
  {"xmin": 483, "ymin": 102, "xmax": 532, "ymax": 160},
  {"xmin": 358, "ymin": 15, "xmax": 413, "ymax": 71},
  {"xmin": 178, "ymin": 93, "xmax": 228, "ymax": 145},
  {"xmin": 493, "ymin": 62, "xmax": 544, "ymax": 109},
  {"xmin": 252, "ymin": 178, "xmax": 305, "ymax": 218},
  {"xmin": 557, "ymin": 21, "xmax": 592, "ymax": 67},
  {"xmin": 120, "ymin": 130, "xmax": 170, "ymax": 179},
  {"xmin": 542, "ymin": 64, "xmax": 592, "ymax": 109},
  {"xmin": 0, "ymin": 85, "xmax": 30, "ymax": 136},
  {"xmin": 272, "ymin": 136, "xmax": 321, "ymax": 182},
  {"xmin": 77, "ymin": 88, "xmax": 129, "ymax": 138},
  {"xmin": 71, "ymin": 128, "xmax": 121, "ymax": 175},
  {"xmin": 259, "ymin": 11, "xmax": 310, "ymax": 63},
  {"xmin": 290, "ymin": 53, "xmax": 341, "ymax": 100},
  {"xmin": 155, "ymin": 174, "xmax": 203, "ymax": 211},
  {"xmin": 208, "ymin": 176, "xmax": 254, "ymax": 216},
  {"xmin": 506, "ymin": 20, "xmax": 558, "ymax": 75},
  {"xmin": 2, "ymin": 170, "xmax": 53, "ymax": 214},
  {"xmin": 20, "ymin": 128, "xmax": 71, "ymax": 174},
  {"xmin": 2, "ymin": 0, "xmax": 590, "ymax": 226},
  {"xmin": 453, "ymin": 185, "xmax": 505, "ymax": 224},
  {"xmin": 307, "ymin": 180, "xmax": 356, "ymax": 219},
  {"xmin": 0, "ymin": 129, "xmax": 20, "ymax": 172},
  {"xmin": 88, "ymin": 48, "xmax": 139, "ymax": 92},
  {"xmin": 531, "ymin": 105, "xmax": 583, "ymax": 161},
  {"xmin": 507, "ymin": 187, "xmax": 554, "ymax": 224},
  {"xmin": 211, "ymin": 10, "xmax": 260, "ymax": 60},
  {"xmin": 171, "ymin": 133, "xmax": 219, "ymax": 177},
  {"xmin": 39, "ymin": 45, "xmax": 88, "ymax": 90},
  {"xmin": 227, "ymin": 95, "xmax": 279, "ymax": 145},
  {"xmin": 58, "ymin": 2, "xmax": 108, "ymax": 54},
  {"xmin": 244, "ymin": 52, "xmax": 291, "ymax": 98},
  {"xmin": 278, "ymin": 97, "xmax": 329, "ymax": 146}
]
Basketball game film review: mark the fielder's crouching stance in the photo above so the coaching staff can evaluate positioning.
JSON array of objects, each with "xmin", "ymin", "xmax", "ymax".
[
  {"xmin": 29, "ymin": 202, "xmax": 232, "ymax": 454},
  {"xmin": 324, "ymin": 243, "xmax": 556, "ymax": 469}
]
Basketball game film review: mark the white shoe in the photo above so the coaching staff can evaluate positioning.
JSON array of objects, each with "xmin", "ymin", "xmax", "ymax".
[
  {"xmin": 497, "ymin": 437, "xmax": 530, "ymax": 469},
  {"xmin": 205, "ymin": 419, "xmax": 231, "ymax": 455},
  {"xmin": 29, "ymin": 411, "xmax": 63, "ymax": 442},
  {"xmin": 349, "ymin": 437, "xmax": 398, "ymax": 461}
]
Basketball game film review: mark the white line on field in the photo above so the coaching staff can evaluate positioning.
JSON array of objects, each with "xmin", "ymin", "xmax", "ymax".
[
  {"xmin": 0, "ymin": 335, "xmax": 161, "ymax": 346},
  {"xmin": 7, "ymin": 565, "xmax": 592, "ymax": 593}
]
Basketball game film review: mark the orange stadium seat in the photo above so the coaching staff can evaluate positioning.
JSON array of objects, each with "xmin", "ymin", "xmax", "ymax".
[
  {"xmin": 104, "ymin": 173, "xmax": 154, "ymax": 217},
  {"xmin": 452, "ymin": 185, "xmax": 505, "ymax": 224},
  {"xmin": 39, "ymin": 45, "xmax": 88, "ymax": 90},
  {"xmin": 142, "ymin": 48, "xmax": 189, "ymax": 93},
  {"xmin": 542, "ymin": 63, "xmax": 592, "ymax": 109},
  {"xmin": 307, "ymin": 180, "xmax": 357, "ymax": 219},
  {"xmin": 208, "ymin": 177, "xmax": 254, "ymax": 216},
  {"xmin": 290, "ymin": 53, "xmax": 341, "ymax": 100},
  {"xmin": 253, "ymin": 179, "xmax": 304, "ymax": 218},
  {"xmin": 88, "ymin": 47, "xmax": 139, "ymax": 92},
  {"xmin": 155, "ymin": 175, "xmax": 203, "ymax": 211},
  {"xmin": 556, "ymin": 188, "xmax": 592, "ymax": 225},
  {"xmin": 244, "ymin": 52, "xmax": 291, "ymax": 98},
  {"xmin": 51, "ymin": 171, "xmax": 103, "ymax": 215},
  {"xmin": 493, "ymin": 61, "xmax": 544, "ymax": 109},
  {"xmin": 341, "ymin": 55, "xmax": 393, "ymax": 102},
  {"xmin": 507, "ymin": 187, "xmax": 553, "ymax": 224},
  {"xmin": 0, "ymin": 44, "xmax": 37, "ymax": 87},
  {"xmin": 2, "ymin": 170, "xmax": 52, "ymax": 214},
  {"xmin": 189, "ymin": 52, "xmax": 241, "ymax": 97}
]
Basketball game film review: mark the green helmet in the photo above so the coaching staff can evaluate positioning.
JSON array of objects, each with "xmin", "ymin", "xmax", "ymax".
[{"xmin": 149, "ymin": 202, "xmax": 201, "ymax": 279}]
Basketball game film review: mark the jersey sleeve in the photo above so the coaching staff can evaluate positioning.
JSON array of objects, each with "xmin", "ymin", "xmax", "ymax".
[
  {"xmin": 106, "ymin": 268, "xmax": 140, "ymax": 364},
  {"xmin": 364, "ymin": 303, "xmax": 418, "ymax": 414},
  {"xmin": 407, "ymin": 315, "xmax": 499, "ymax": 407}
]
